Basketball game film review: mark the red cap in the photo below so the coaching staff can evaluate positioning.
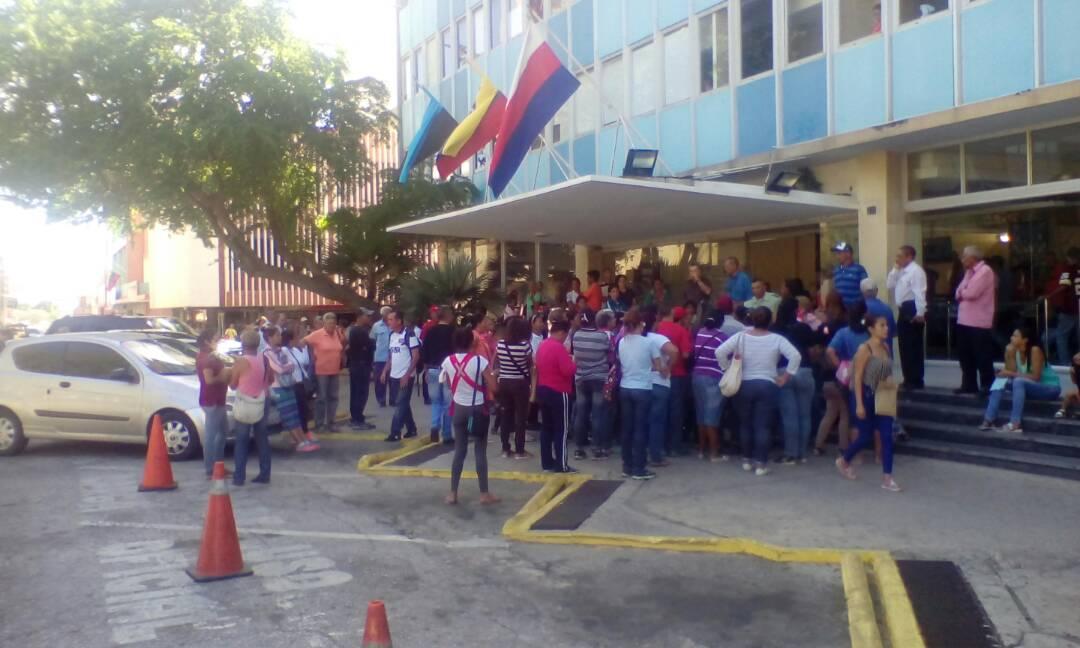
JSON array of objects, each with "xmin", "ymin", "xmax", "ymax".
[
  {"xmin": 672, "ymin": 306, "xmax": 687, "ymax": 321},
  {"xmin": 715, "ymin": 295, "xmax": 734, "ymax": 314}
]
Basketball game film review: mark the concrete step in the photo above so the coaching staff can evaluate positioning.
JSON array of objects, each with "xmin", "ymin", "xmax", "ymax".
[
  {"xmin": 896, "ymin": 438, "xmax": 1080, "ymax": 481},
  {"xmin": 899, "ymin": 387, "xmax": 1069, "ymax": 420},
  {"xmin": 903, "ymin": 420, "xmax": 1080, "ymax": 459},
  {"xmin": 900, "ymin": 401, "xmax": 1080, "ymax": 438}
]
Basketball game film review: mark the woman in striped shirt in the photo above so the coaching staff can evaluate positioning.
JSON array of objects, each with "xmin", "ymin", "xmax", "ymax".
[
  {"xmin": 692, "ymin": 314, "xmax": 729, "ymax": 461},
  {"xmin": 495, "ymin": 317, "xmax": 534, "ymax": 459}
]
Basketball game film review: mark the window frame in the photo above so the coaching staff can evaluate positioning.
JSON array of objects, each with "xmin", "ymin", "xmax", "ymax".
[
  {"xmin": 738, "ymin": 0, "xmax": 775, "ymax": 82},
  {"xmin": 784, "ymin": 0, "xmax": 826, "ymax": 66},
  {"xmin": 630, "ymin": 39, "xmax": 658, "ymax": 116},
  {"xmin": 696, "ymin": 4, "xmax": 732, "ymax": 96},
  {"xmin": 600, "ymin": 55, "xmax": 624, "ymax": 127},
  {"xmin": 440, "ymin": 27, "xmax": 454, "ymax": 79},
  {"xmin": 12, "ymin": 342, "xmax": 66, "ymax": 375},
  {"xmin": 894, "ymin": 0, "xmax": 953, "ymax": 31},
  {"xmin": 455, "ymin": 16, "xmax": 469, "ymax": 69},
  {"xmin": 490, "ymin": 0, "xmax": 505, "ymax": 49},
  {"xmin": 662, "ymin": 24, "xmax": 693, "ymax": 106},
  {"xmin": 62, "ymin": 341, "xmax": 139, "ymax": 383},
  {"xmin": 402, "ymin": 54, "xmax": 413, "ymax": 99},
  {"xmin": 471, "ymin": 5, "xmax": 487, "ymax": 57},
  {"xmin": 834, "ymin": 0, "xmax": 885, "ymax": 49}
]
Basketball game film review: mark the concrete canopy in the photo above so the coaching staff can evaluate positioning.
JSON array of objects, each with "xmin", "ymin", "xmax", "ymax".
[{"xmin": 387, "ymin": 175, "xmax": 858, "ymax": 247}]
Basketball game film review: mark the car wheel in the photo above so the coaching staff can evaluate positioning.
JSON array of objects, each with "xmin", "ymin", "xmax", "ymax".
[
  {"xmin": 0, "ymin": 408, "xmax": 28, "ymax": 456},
  {"xmin": 154, "ymin": 411, "xmax": 201, "ymax": 461}
]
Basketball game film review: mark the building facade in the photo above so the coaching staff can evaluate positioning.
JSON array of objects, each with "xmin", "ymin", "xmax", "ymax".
[{"xmin": 396, "ymin": 0, "xmax": 1080, "ymax": 362}]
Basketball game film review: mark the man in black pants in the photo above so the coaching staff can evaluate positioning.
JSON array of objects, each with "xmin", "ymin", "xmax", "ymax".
[
  {"xmin": 887, "ymin": 245, "xmax": 928, "ymax": 389},
  {"xmin": 347, "ymin": 309, "xmax": 376, "ymax": 430}
]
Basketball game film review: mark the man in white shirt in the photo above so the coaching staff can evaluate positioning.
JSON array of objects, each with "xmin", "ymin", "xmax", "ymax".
[
  {"xmin": 380, "ymin": 310, "xmax": 421, "ymax": 441},
  {"xmin": 886, "ymin": 245, "xmax": 928, "ymax": 389}
]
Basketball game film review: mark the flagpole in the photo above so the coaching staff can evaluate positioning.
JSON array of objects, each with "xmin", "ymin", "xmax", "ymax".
[{"xmin": 526, "ymin": 6, "xmax": 677, "ymax": 178}]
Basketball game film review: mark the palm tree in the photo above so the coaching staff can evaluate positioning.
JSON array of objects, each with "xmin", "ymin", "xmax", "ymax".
[{"xmin": 397, "ymin": 255, "xmax": 499, "ymax": 323}]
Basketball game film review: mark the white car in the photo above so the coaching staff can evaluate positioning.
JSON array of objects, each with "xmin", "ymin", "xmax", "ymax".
[{"xmin": 0, "ymin": 331, "xmax": 242, "ymax": 460}]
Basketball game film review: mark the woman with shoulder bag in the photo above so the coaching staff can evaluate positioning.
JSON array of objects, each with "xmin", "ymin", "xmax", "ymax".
[
  {"xmin": 835, "ymin": 313, "xmax": 902, "ymax": 492},
  {"xmin": 265, "ymin": 327, "xmax": 319, "ymax": 453},
  {"xmin": 442, "ymin": 328, "xmax": 500, "ymax": 506},
  {"xmin": 495, "ymin": 317, "xmax": 534, "ymax": 459},
  {"xmin": 284, "ymin": 327, "xmax": 318, "ymax": 444},
  {"xmin": 230, "ymin": 329, "xmax": 273, "ymax": 486}
]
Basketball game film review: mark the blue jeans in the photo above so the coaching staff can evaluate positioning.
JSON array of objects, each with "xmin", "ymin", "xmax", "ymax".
[
  {"xmin": 574, "ymin": 379, "xmax": 608, "ymax": 451},
  {"xmin": 666, "ymin": 375, "xmax": 689, "ymax": 455},
  {"xmin": 779, "ymin": 368, "xmax": 815, "ymax": 460},
  {"xmin": 1056, "ymin": 314, "xmax": 1078, "ymax": 366},
  {"xmin": 201, "ymin": 405, "xmax": 228, "ymax": 476},
  {"xmin": 692, "ymin": 374, "xmax": 724, "ymax": 427},
  {"xmin": 389, "ymin": 377, "xmax": 416, "ymax": 437},
  {"xmin": 373, "ymin": 361, "xmax": 388, "ymax": 406},
  {"xmin": 620, "ymin": 388, "xmax": 652, "ymax": 476},
  {"xmin": 733, "ymin": 379, "xmax": 780, "ymax": 466},
  {"xmin": 845, "ymin": 387, "xmax": 895, "ymax": 474},
  {"xmin": 233, "ymin": 405, "xmax": 270, "ymax": 484},
  {"xmin": 649, "ymin": 384, "xmax": 671, "ymax": 462},
  {"xmin": 426, "ymin": 368, "xmax": 452, "ymax": 441},
  {"xmin": 984, "ymin": 377, "xmax": 1062, "ymax": 425}
]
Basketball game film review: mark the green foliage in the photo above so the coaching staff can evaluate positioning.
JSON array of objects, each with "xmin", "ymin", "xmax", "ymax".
[
  {"xmin": 397, "ymin": 255, "xmax": 497, "ymax": 324},
  {"xmin": 0, "ymin": 0, "xmax": 404, "ymax": 306}
]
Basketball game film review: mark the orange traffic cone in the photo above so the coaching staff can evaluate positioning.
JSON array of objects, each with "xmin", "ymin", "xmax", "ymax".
[
  {"xmin": 138, "ymin": 414, "xmax": 177, "ymax": 492},
  {"xmin": 361, "ymin": 600, "xmax": 393, "ymax": 647},
  {"xmin": 185, "ymin": 461, "xmax": 253, "ymax": 582}
]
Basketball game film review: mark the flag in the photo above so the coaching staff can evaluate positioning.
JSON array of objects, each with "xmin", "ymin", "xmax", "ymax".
[
  {"xmin": 106, "ymin": 272, "xmax": 120, "ymax": 291},
  {"xmin": 488, "ymin": 32, "xmax": 579, "ymax": 197},
  {"xmin": 436, "ymin": 76, "xmax": 507, "ymax": 179},
  {"xmin": 398, "ymin": 88, "xmax": 458, "ymax": 184}
]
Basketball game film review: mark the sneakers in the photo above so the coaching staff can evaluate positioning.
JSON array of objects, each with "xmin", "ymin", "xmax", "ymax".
[
  {"xmin": 741, "ymin": 461, "xmax": 753, "ymax": 472},
  {"xmin": 812, "ymin": 447, "xmax": 825, "ymax": 457},
  {"xmin": 560, "ymin": 466, "xmax": 580, "ymax": 474},
  {"xmin": 999, "ymin": 422, "xmax": 1024, "ymax": 434},
  {"xmin": 403, "ymin": 430, "xmax": 418, "ymax": 439},
  {"xmin": 779, "ymin": 456, "xmax": 797, "ymax": 465},
  {"xmin": 835, "ymin": 457, "xmax": 856, "ymax": 480},
  {"xmin": 383, "ymin": 434, "xmax": 401, "ymax": 442},
  {"xmin": 501, "ymin": 450, "xmax": 513, "ymax": 459},
  {"xmin": 710, "ymin": 454, "xmax": 730, "ymax": 463},
  {"xmin": 1054, "ymin": 409, "xmax": 1068, "ymax": 419},
  {"xmin": 296, "ymin": 440, "xmax": 319, "ymax": 453},
  {"xmin": 978, "ymin": 420, "xmax": 995, "ymax": 431},
  {"xmin": 573, "ymin": 449, "xmax": 588, "ymax": 461},
  {"xmin": 754, "ymin": 467, "xmax": 770, "ymax": 477},
  {"xmin": 350, "ymin": 421, "xmax": 375, "ymax": 430},
  {"xmin": 649, "ymin": 459, "xmax": 672, "ymax": 468},
  {"xmin": 631, "ymin": 470, "xmax": 657, "ymax": 481},
  {"xmin": 514, "ymin": 450, "xmax": 533, "ymax": 460},
  {"xmin": 881, "ymin": 477, "xmax": 903, "ymax": 492}
]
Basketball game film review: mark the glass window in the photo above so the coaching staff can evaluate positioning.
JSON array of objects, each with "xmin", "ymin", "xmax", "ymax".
[
  {"xmin": 455, "ymin": 17, "xmax": 468, "ymax": 68},
  {"xmin": 1032, "ymin": 122, "xmax": 1080, "ymax": 184},
  {"xmin": 403, "ymin": 55, "xmax": 413, "ymax": 99},
  {"xmin": 965, "ymin": 134, "xmax": 1028, "ymax": 193},
  {"xmin": 898, "ymin": 0, "xmax": 949, "ymax": 25},
  {"xmin": 787, "ymin": 0, "xmax": 823, "ymax": 62},
  {"xmin": 553, "ymin": 89, "xmax": 571, "ymax": 143},
  {"xmin": 425, "ymin": 39, "xmax": 440, "ymax": 87},
  {"xmin": 699, "ymin": 8, "xmax": 730, "ymax": 92},
  {"xmin": 741, "ymin": 0, "xmax": 773, "ymax": 79},
  {"xmin": 601, "ymin": 57, "xmax": 623, "ymax": 125},
  {"xmin": 12, "ymin": 342, "xmax": 65, "ymax": 374},
  {"xmin": 490, "ymin": 0, "xmax": 504, "ymax": 48},
  {"xmin": 575, "ymin": 71, "xmax": 596, "ymax": 135},
  {"xmin": 412, "ymin": 50, "xmax": 423, "ymax": 95},
  {"xmin": 63, "ymin": 342, "xmax": 135, "ymax": 381},
  {"xmin": 509, "ymin": 0, "xmax": 524, "ymax": 37},
  {"xmin": 631, "ymin": 42, "xmax": 656, "ymax": 115},
  {"xmin": 441, "ymin": 29, "xmax": 454, "ymax": 78},
  {"xmin": 839, "ymin": 0, "xmax": 883, "ymax": 44},
  {"xmin": 472, "ymin": 6, "xmax": 487, "ymax": 56},
  {"xmin": 664, "ymin": 27, "xmax": 692, "ymax": 105},
  {"xmin": 908, "ymin": 145, "xmax": 961, "ymax": 199},
  {"xmin": 122, "ymin": 340, "xmax": 195, "ymax": 376},
  {"xmin": 551, "ymin": 0, "xmax": 567, "ymax": 13}
]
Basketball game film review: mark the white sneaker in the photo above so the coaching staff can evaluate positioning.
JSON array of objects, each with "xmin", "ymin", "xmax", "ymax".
[
  {"xmin": 999, "ymin": 422, "xmax": 1024, "ymax": 434},
  {"xmin": 754, "ymin": 467, "xmax": 770, "ymax": 477},
  {"xmin": 741, "ymin": 461, "xmax": 753, "ymax": 472}
]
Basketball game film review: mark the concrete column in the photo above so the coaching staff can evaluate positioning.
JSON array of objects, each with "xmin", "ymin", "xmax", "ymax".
[
  {"xmin": 574, "ymin": 244, "xmax": 590, "ymax": 280},
  {"xmin": 854, "ymin": 151, "xmax": 922, "ymax": 306}
]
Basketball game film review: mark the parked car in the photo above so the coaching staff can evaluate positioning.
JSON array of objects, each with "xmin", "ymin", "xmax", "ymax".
[
  {"xmin": 46, "ymin": 315, "xmax": 197, "ymax": 336},
  {"xmin": 0, "ymin": 331, "xmax": 245, "ymax": 460}
]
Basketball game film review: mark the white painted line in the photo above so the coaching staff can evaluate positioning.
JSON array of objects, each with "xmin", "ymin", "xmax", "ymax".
[{"xmin": 81, "ymin": 520, "xmax": 508, "ymax": 549}]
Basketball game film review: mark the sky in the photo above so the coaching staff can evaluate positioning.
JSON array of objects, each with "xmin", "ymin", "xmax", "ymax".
[{"xmin": 0, "ymin": 0, "xmax": 398, "ymax": 315}]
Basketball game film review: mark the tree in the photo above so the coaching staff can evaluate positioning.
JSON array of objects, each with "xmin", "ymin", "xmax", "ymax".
[
  {"xmin": 0, "ymin": 0, "xmax": 415, "ymax": 308},
  {"xmin": 397, "ymin": 255, "xmax": 498, "ymax": 324}
]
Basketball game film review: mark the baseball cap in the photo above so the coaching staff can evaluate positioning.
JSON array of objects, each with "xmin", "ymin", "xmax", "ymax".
[
  {"xmin": 715, "ymin": 295, "xmax": 734, "ymax": 314},
  {"xmin": 859, "ymin": 278, "xmax": 877, "ymax": 292},
  {"xmin": 831, "ymin": 241, "xmax": 853, "ymax": 253},
  {"xmin": 357, "ymin": 307, "xmax": 375, "ymax": 317},
  {"xmin": 672, "ymin": 306, "xmax": 687, "ymax": 321},
  {"xmin": 579, "ymin": 308, "xmax": 596, "ymax": 327}
]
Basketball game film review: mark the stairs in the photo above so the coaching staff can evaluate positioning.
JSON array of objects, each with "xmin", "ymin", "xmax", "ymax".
[{"xmin": 897, "ymin": 388, "xmax": 1080, "ymax": 481}]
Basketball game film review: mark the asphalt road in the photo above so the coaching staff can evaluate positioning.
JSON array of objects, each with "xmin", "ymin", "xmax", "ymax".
[{"xmin": 0, "ymin": 431, "xmax": 849, "ymax": 648}]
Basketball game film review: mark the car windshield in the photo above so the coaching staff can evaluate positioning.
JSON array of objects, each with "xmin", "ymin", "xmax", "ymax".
[
  {"xmin": 151, "ymin": 318, "xmax": 197, "ymax": 335},
  {"xmin": 122, "ymin": 339, "xmax": 197, "ymax": 376}
]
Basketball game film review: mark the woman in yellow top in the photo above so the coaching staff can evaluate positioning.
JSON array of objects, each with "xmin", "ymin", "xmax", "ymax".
[{"xmin": 980, "ymin": 326, "xmax": 1060, "ymax": 434}]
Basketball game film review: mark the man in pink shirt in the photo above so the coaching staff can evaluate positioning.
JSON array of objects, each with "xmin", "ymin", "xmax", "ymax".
[
  {"xmin": 535, "ymin": 320, "xmax": 578, "ymax": 473},
  {"xmin": 955, "ymin": 246, "xmax": 997, "ymax": 394}
]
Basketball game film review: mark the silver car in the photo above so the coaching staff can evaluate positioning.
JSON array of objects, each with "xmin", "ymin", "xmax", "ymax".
[{"xmin": 0, "ymin": 331, "xmax": 235, "ymax": 460}]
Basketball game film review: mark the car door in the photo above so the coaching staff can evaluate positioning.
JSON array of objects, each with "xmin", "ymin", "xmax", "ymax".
[
  {"xmin": 45, "ymin": 341, "xmax": 144, "ymax": 439},
  {"xmin": 6, "ymin": 341, "xmax": 68, "ymax": 435}
]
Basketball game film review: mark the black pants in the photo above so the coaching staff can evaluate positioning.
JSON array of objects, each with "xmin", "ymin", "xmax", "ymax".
[
  {"xmin": 897, "ymin": 302, "xmax": 925, "ymax": 387},
  {"xmin": 292, "ymin": 383, "xmax": 310, "ymax": 433},
  {"xmin": 450, "ymin": 405, "xmax": 490, "ymax": 494},
  {"xmin": 537, "ymin": 386, "xmax": 571, "ymax": 472},
  {"xmin": 372, "ymin": 361, "xmax": 387, "ymax": 406},
  {"xmin": 349, "ymin": 363, "xmax": 371, "ymax": 424},
  {"xmin": 957, "ymin": 324, "xmax": 995, "ymax": 392},
  {"xmin": 497, "ymin": 379, "xmax": 529, "ymax": 454}
]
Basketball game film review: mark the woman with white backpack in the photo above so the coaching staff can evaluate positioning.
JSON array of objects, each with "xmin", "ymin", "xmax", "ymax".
[
  {"xmin": 441, "ymin": 328, "xmax": 500, "ymax": 506},
  {"xmin": 714, "ymin": 307, "xmax": 802, "ymax": 477}
]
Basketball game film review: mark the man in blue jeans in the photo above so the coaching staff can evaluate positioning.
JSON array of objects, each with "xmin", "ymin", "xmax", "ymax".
[
  {"xmin": 422, "ymin": 306, "xmax": 455, "ymax": 444},
  {"xmin": 570, "ymin": 309, "xmax": 611, "ymax": 460},
  {"xmin": 643, "ymin": 308, "xmax": 679, "ymax": 466},
  {"xmin": 371, "ymin": 306, "xmax": 392, "ymax": 407},
  {"xmin": 381, "ymin": 310, "xmax": 421, "ymax": 441},
  {"xmin": 346, "ymin": 309, "xmax": 376, "ymax": 430}
]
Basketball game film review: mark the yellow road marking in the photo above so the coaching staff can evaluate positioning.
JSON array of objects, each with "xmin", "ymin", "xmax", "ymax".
[{"xmin": 842, "ymin": 554, "xmax": 885, "ymax": 648}]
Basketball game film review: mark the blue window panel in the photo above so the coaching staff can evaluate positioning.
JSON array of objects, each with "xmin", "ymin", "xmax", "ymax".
[
  {"xmin": 505, "ymin": 35, "xmax": 524, "ymax": 91},
  {"xmin": 439, "ymin": 78, "xmax": 454, "ymax": 116},
  {"xmin": 782, "ymin": 58, "xmax": 827, "ymax": 145},
  {"xmin": 551, "ymin": 142, "xmax": 572, "ymax": 184},
  {"xmin": 473, "ymin": 168, "xmax": 489, "ymax": 197},
  {"xmin": 695, "ymin": 90, "xmax": 733, "ymax": 167},
  {"xmin": 400, "ymin": 99, "xmax": 414, "ymax": 148},
  {"xmin": 437, "ymin": 0, "xmax": 450, "ymax": 30},
  {"xmin": 631, "ymin": 113, "xmax": 658, "ymax": 148},
  {"xmin": 573, "ymin": 134, "xmax": 598, "ymax": 176},
  {"xmin": 659, "ymin": 103, "xmax": 693, "ymax": 173},
  {"xmin": 549, "ymin": 10, "xmax": 572, "ymax": 67},
  {"xmin": 1043, "ymin": 0, "xmax": 1080, "ymax": 85},
  {"xmin": 411, "ymin": 2, "xmax": 424, "ymax": 50},
  {"xmin": 399, "ymin": 4, "xmax": 412, "ymax": 55},
  {"xmin": 834, "ymin": 38, "xmax": 886, "ymax": 134},
  {"xmin": 454, "ymin": 69, "xmax": 470, "ymax": 120},
  {"xmin": 487, "ymin": 46, "xmax": 507, "ymax": 95},
  {"xmin": 693, "ymin": 0, "xmax": 724, "ymax": 12},
  {"xmin": 424, "ymin": 0, "xmax": 438, "ymax": 35},
  {"xmin": 962, "ymin": 0, "xmax": 1034, "ymax": 103},
  {"xmin": 658, "ymin": 0, "xmax": 689, "ymax": 30},
  {"xmin": 892, "ymin": 16, "xmax": 954, "ymax": 120},
  {"xmin": 571, "ymin": 0, "xmax": 596, "ymax": 68},
  {"xmin": 453, "ymin": 0, "xmax": 466, "ymax": 18},
  {"xmin": 598, "ymin": 124, "xmax": 630, "ymax": 176},
  {"xmin": 736, "ymin": 75, "xmax": 776, "ymax": 156},
  {"xmin": 597, "ymin": 0, "xmax": 624, "ymax": 58},
  {"xmin": 470, "ymin": 56, "xmax": 485, "ymax": 97},
  {"xmin": 626, "ymin": 0, "xmax": 654, "ymax": 44}
]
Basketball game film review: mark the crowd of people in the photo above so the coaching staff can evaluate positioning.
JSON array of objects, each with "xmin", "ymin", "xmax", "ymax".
[{"xmin": 195, "ymin": 242, "xmax": 1080, "ymax": 498}]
